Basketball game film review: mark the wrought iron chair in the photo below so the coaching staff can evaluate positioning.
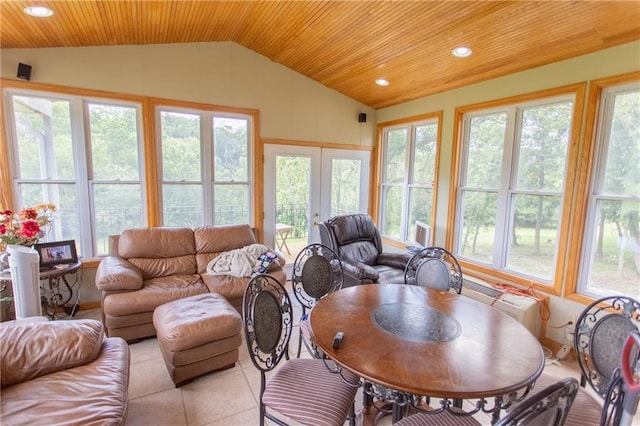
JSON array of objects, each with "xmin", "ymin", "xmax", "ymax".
[
  {"xmin": 404, "ymin": 246, "xmax": 463, "ymax": 293},
  {"xmin": 534, "ymin": 295, "xmax": 640, "ymax": 425},
  {"xmin": 392, "ymin": 377, "xmax": 579, "ymax": 426},
  {"xmin": 242, "ymin": 273, "xmax": 359, "ymax": 426},
  {"xmin": 291, "ymin": 243, "xmax": 343, "ymax": 358}
]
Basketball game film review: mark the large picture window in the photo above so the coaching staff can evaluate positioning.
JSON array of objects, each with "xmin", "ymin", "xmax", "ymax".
[
  {"xmin": 5, "ymin": 91, "xmax": 144, "ymax": 257},
  {"xmin": 578, "ymin": 82, "xmax": 639, "ymax": 299},
  {"xmin": 455, "ymin": 95, "xmax": 575, "ymax": 283},
  {"xmin": 158, "ymin": 107, "xmax": 251, "ymax": 227},
  {"xmin": 379, "ymin": 118, "xmax": 439, "ymax": 243}
]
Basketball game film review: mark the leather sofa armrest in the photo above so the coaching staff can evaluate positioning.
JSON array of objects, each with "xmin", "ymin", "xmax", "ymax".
[
  {"xmin": 377, "ymin": 252, "xmax": 412, "ymax": 269},
  {"xmin": 1, "ymin": 319, "xmax": 104, "ymax": 388},
  {"xmin": 95, "ymin": 256, "xmax": 143, "ymax": 292},
  {"xmin": 342, "ymin": 260, "xmax": 379, "ymax": 281}
]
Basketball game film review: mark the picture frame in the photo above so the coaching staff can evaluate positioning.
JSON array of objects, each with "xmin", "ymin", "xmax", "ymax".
[{"xmin": 34, "ymin": 240, "xmax": 78, "ymax": 269}]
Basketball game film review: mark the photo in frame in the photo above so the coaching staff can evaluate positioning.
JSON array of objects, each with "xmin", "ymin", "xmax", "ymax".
[{"xmin": 34, "ymin": 240, "xmax": 78, "ymax": 269}]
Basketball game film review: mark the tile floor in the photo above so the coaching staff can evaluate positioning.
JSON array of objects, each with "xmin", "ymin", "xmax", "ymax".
[{"xmin": 75, "ymin": 300, "xmax": 595, "ymax": 426}]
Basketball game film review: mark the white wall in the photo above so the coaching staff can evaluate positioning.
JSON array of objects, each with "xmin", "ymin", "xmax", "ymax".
[
  {"xmin": 1, "ymin": 41, "xmax": 376, "ymax": 146},
  {"xmin": 378, "ymin": 40, "xmax": 640, "ymax": 344}
]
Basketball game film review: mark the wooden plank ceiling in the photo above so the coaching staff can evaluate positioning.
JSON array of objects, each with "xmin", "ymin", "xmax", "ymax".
[{"xmin": 1, "ymin": 1, "xmax": 639, "ymax": 109}]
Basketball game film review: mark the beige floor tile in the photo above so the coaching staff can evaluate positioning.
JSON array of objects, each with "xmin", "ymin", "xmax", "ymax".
[
  {"xmin": 202, "ymin": 406, "xmax": 261, "ymax": 426},
  {"xmin": 127, "ymin": 387, "xmax": 187, "ymax": 426},
  {"xmin": 182, "ymin": 368, "xmax": 257, "ymax": 425},
  {"xmin": 128, "ymin": 356, "xmax": 176, "ymax": 399},
  {"xmin": 129, "ymin": 337, "xmax": 163, "ymax": 364}
]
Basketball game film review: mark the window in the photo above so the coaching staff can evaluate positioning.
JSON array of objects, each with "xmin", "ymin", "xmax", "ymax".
[
  {"xmin": 5, "ymin": 91, "xmax": 144, "ymax": 258},
  {"xmin": 379, "ymin": 117, "xmax": 439, "ymax": 243},
  {"xmin": 158, "ymin": 108, "xmax": 251, "ymax": 227},
  {"xmin": 578, "ymin": 82, "xmax": 639, "ymax": 299},
  {"xmin": 455, "ymin": 95, "xmax": 575, "ymax": 284}
]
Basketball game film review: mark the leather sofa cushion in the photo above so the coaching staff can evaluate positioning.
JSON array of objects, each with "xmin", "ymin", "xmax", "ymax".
[
  {"xmin": 1, "ymin": 319, "xmax": 104, "ymax": 388},
  {"xmin": 194, "ymin": 224, "xmax": 257, "ymax": 273},
  {"xmin": 1, "ymin": 337, "xmax": 130, "ymax": 426},
  {"xmin": 102, "ymin": 275, "xmax": 208, "ymax": 317},
  {"xmin": 95, "ymin": 256, "xmax": 144, "ymax": 291}
]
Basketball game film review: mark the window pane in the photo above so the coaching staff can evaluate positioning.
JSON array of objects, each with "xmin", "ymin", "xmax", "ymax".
[
  {"xmin": 14, "ymin": 96, "xmax": 74, "ymax": 180},
  {"xmin": 93, "ymin": 183, "xmax": 143, "ymax": 255},
  {"xmin": 331, "ymin": 158, "xmax": 360, "ymax": 216},
  {"xmin": 408, "ymin": 187, "xmax": 432, "ymax": 238},
  {"xmin": 413, "ymin": 124, "xmax": 437, "ymax": 186},
  {"xmin": 458, "ymin": 190, "xmax": 497, "ymax": 264},
  {"xmin": 163, "ymin": 184, "xmax": 203, "ymax": 228},
  {"xmin": 584, "ymin": 200, "xmax": 640, "ymax": 298},
  {"xmin": 602, "ymin": 91, "xmax": 640, "ymax": 195},
  {"xmin": 214, "ymin": 184, "xmax": 249, "ymax": 225},
  {"xmin": 18, "ymin": 183, "xmax": 81, "ymax": 250},
  {"xmin": 381, "ymin": 185, "xmax": 402, "ymax": 239},
  {"xmin": 507, "ymin": 194, "xmax": 561, "ymax": 280},
  {"xmin": 517, "ymin": 103, "xmax": 572, "ymax": 191},
  {"xmin": 214, "ymin": 117, "xmax": 248, "ymax": 182},
  {"xmin": 384, "ymin": 129, "xmax": 407, "ymax": 184},
  {"xmin": 89, "ymin": 104, "xmax": 140, "ymax": 181},
  {"xmin": 161, "ymin": 111, "xmax": 201, "ymax": 181},
  {"xmin": 466, "ymin": 114, "xmax": 506, "ymax": 188}
]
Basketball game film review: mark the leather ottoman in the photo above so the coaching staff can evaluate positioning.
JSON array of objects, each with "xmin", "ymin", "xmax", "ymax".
[{"xmin": 153, "ymin": 293, "xmax": 242, "ymax": 386}]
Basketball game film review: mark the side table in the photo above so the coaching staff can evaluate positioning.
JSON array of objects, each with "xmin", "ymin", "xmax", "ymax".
[{"xmin": 0, "ymin": 261, "xmax": 82, "ymax": 320}]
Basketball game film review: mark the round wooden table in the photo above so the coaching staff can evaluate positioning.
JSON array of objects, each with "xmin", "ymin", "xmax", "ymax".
[{"xmin": 309, "ymin": 284, "xmax": 544, "ymax": 421}]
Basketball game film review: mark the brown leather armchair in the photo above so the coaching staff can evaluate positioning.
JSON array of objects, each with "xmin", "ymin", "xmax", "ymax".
[{"xmin": 319, "ymin": 214, "xmax": 411, "ymax": 287}]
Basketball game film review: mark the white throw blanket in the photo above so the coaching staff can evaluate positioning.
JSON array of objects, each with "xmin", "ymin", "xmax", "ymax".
[{"xmin": 206, "ymin": 244, "xmax": 272, "ymax": 277}]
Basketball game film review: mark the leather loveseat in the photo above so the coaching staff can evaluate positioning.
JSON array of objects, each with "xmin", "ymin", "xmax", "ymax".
[
  {"xmin": 0, "ymin": 317, "xmax": 130, "ymax": 426},
  {"xmin": 319, "ymin": 213, "xmax": 411, "ymax": 287},
  {"xmin": 95, "ymin": 224, "xmax": 286, "ymax": 342}
]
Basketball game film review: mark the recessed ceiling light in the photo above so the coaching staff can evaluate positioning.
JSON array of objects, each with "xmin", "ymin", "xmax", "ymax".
[
  {"xmin": 452, "ymin": 46, "xmax": 472, "ymax": 58},
  {"xmin": 375, "ymin": 78, "xmax": 390, "ymax": 87},
  {"xmin": 23, "ymin": 6, "xmax": 54, "ymax": 17}
]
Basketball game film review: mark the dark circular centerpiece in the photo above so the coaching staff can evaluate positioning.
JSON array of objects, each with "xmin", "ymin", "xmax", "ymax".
[{"xmin": 371, "ymin": 302, "xmax": 461, "ymax": 343}]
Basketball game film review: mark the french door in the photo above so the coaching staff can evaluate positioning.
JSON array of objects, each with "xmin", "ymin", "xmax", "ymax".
[{"xmin": 263, "ymin": 144, "xmax": 370, "ymax": 260}]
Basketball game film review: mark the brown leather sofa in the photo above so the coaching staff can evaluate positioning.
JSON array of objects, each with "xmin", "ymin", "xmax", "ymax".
[
  {"xmin": 319, "ymin": 213, "xmax": 411, "ymax": 287},
  {"xmin": 95, "ymin": 224, "xmax": 286, "ymax": 342},
  {"xmin": 0, "ymin": 317, "xmax": 130, "ymax": 426}
]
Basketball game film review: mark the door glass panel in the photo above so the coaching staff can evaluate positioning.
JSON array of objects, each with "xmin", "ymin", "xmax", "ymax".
[
  {"xmin": 275, "ymin": 155, "xmax": 310, "ymax": 256},
  {"xmin": 331, "ymin": 158, "xmax": 361, "ymax": 216}
]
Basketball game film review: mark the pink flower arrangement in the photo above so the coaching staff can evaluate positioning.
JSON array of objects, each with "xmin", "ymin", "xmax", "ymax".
[{"xmin": 0, "ymin": 203, "xmax": 56, "ymax": 247}]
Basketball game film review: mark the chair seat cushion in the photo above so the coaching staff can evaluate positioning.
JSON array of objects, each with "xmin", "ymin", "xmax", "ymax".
[
  {"xmin": 263, "ymin": 358, "xmax": 359, "ymax": 426},
  {"xmin": 393, "ymin": 409, "xmax": 481, "ymax": 426},
  {"xmin": 532, "ymin": 372, "xmax": 603, "ymax": 426}
]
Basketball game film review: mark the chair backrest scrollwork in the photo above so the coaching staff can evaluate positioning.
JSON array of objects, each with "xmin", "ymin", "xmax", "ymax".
[
  {"xmin": 495, "ymin": 377, "xmax": 579, "ymax": 426},
  {"xmin": 291, "ymin": 243, "xmax": 343, "ymax": 310},
  {"xmin": 574, "ymin": 295, "xmax": 640, "ymax": 399},
  {"xmin": 242, "ymin": 274, "xmax": 293, "ymax": 373},
  {"xmin": 404, "ymin": 246, "xmax": 463, "ymax": 294}
]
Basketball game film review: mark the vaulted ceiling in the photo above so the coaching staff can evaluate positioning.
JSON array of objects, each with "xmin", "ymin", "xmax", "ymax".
[{"xmin": 1, "ymin": 1, "xmax": 639, "ymax": 109}]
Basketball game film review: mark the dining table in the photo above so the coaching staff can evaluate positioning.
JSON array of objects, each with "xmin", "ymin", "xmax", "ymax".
[{"xmin": 308, "ymin": 283, "xmax": 545, "ymax": 424}]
